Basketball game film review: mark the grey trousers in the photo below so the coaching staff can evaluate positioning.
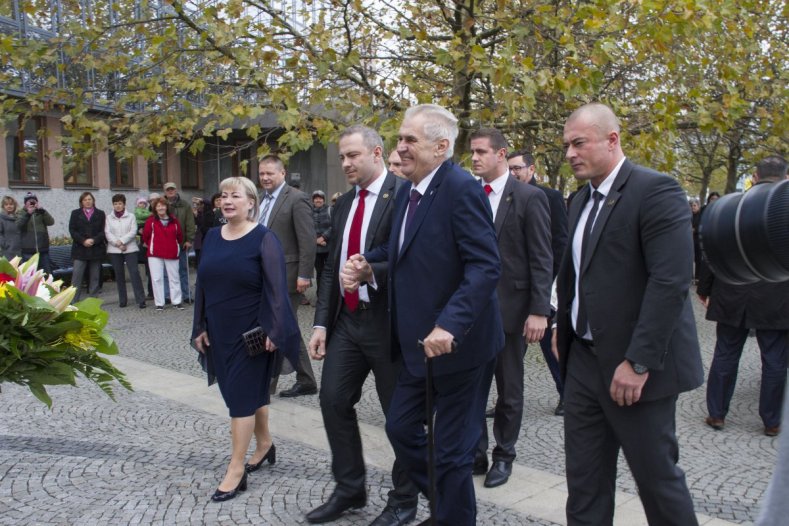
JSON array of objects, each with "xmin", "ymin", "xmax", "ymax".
[
  {"xmin": 72, "ymin": 259, "xmax": 101, "ymax": 302},
  {"xmin": 109, "ymin": 252, "xmax": 146, "ymax": 306}
]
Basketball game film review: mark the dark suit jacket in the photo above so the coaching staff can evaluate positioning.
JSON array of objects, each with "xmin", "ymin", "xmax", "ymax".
[
  {"xmin": 529, "ymin": 178, "xmax": 568, "ymax": 278},
  {"xmin": 69, "ymin": 208, "xmax": 107, "ymax": 261},
  {"xmin": 495, "ymin": 176, "xmax": 553, "ymax": 333},
  {"xmin": 366, "ymin": 161, "xmax": 504, "ymax": 377},
  {"xmin": 314, "ymin": 172, "xmax": 404, "ymax": 342},
  {"xmin": 264, "ymin": 184, "xmax": 316, "ymax": 294},
  {"xmin": 556, "ymin": 159, "xmax": 703, "ymax": 401}
]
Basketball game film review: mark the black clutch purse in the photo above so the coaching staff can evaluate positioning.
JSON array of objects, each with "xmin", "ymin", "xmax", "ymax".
[{"xmin": 242, "ymin": 326, "xmax": 268, "ymax": 357}]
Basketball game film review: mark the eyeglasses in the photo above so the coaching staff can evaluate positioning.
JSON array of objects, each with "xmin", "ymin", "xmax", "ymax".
[{"xmin": 509, "ymin": 164, "xmax": 530, "ymax": 171}]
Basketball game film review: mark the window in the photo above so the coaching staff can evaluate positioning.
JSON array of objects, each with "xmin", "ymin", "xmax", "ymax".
[
  {"xmin": 181, "ymin": 150, "xmax": 201, "ymax": 189},
  {"xmin": 109, "ymin": 151, "xmax": 133, "ymax": 188},
  {"xmin": 233, "ymin": 140, "xmax": 256, "ymax": 179},
  {"xmin": 6, "ymin": 117, "xmax": 44, "ymax": 184},
  {"xmin": 62, "ymin": 136, "xmax": 93, "ymax": 187},
  {"xmin": 147, "ymin": 148, "xmax": 167, "ymax": 189}
]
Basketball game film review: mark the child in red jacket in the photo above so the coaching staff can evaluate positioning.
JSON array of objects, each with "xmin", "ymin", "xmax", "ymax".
[{"xmin": 143, "ymin": 197, "xmax": 184, "ymax": 310}]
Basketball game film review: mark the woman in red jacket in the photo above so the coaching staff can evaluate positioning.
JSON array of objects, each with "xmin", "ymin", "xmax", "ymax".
[{"xmin": 143, "ymin": 197, "xmax": 184, "ymax": 311}]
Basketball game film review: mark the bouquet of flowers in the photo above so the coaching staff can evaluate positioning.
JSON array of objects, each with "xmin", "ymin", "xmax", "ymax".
[{"xmin": 0, "ymin": 254, "xmax": 132, "ymax": 407}]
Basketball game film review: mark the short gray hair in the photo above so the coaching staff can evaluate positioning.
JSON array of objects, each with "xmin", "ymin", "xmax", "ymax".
[
  {"xmin": 404, "ymin": 104, "xmax": 459, "ymax": 159},
  {"xmin": 219, "ymin": 177, "xmax": 261, "ymax": 223}
]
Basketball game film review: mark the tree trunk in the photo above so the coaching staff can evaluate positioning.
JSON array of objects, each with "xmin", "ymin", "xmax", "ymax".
[{"xmin": 725, "ymin": 142, "xmax": 741, "ymax": 194}]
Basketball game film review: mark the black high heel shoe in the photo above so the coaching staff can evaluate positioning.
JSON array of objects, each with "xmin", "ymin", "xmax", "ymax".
[
  {"xmin": 245, "ymin": 444, "xmax": 276, "ymax": 473},
  {"xmin": 211, "ymin": 471, "xmax": 248, "ymax": 502}
]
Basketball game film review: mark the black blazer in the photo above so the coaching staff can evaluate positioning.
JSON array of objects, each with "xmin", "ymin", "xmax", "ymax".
[
  {"xmin": 529, "ymin": 178, "xmax": 568, "ymax": 278},
  {"xmin": 314, "ymin": 172, "xmax": 403, "ymax": 342},
  {"xmin": 556, "ymin": 159, "xmax": 704, "ymax": 401},
  {"xmin": 69, "ymin": 208, "xmax": 107, "ymax": 261},
  {"xmin": 494, "ymin": 176, "xmax": 553, "ymax": 333}
]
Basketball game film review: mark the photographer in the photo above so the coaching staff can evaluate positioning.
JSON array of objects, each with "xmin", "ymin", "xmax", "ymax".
[
  {"xmin": 16, "ymin": 192, "xmax": 54, "ymax": 274},
  {"xmin": 698, "ymin": 155, "xmax": 788, "ymax": 437}
]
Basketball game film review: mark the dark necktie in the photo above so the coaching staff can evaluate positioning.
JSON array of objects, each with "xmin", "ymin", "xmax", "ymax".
[
  {"xmin": 575, "ymin": 190, "xmax": 603, "ymax": 337},
  {"xmin": 484, "ymin": 184, "xmax": 493, "ymax": 196},
  {"xmin": 259, "ymin": 193, "xmax": 273, "ymax": 225},
  {"xmin": 344, "ymin": 189, "xmax": 368, "ymax": 312},
  {"xmin": 404, "ymin": 189, "xmax": 422, "ymax": 233}
]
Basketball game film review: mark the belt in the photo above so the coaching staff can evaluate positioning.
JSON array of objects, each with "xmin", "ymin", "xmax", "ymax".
[{"xmin": 573, "ymin": 333, "xmax": 596, "ymax": 355}]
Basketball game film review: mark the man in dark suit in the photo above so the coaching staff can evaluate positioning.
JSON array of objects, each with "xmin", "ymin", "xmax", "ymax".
[
  {"xmin": 258, "ymin": 154, "xmax": 318, "ymax": 397},
  {"xmin": 698, "ymin": 155, "xmax": 788, "ymax": 437},
  {"xmin": 508, "ymin": 150, "xmax": 569, "ymax": 415},
  {"xmin": 305, "ymin": 126, "xmax": 419, "ymax": 525},
  {"xmin": 555, "ymin": 103, "xmax": 703, "ymax": 525},
  {"xmin": 343, "ymin": 104, "xmax": 504, "ymax": 525},
  {"xmin": 469, "ymin": 129, "xmax": 552, "ymax": 488}
]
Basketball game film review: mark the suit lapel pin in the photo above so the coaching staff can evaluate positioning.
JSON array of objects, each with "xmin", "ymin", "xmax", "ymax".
[
  {"xmin": 606, "ymin": 198, "xmax": 617, "ymax": 207},
  {"xmin": 506, "ymin": 196, "xmax": 512, "ymax": 202},
  {"xmin": 382, "ymin": 193, "xmax": 390, "ymax": 199}
]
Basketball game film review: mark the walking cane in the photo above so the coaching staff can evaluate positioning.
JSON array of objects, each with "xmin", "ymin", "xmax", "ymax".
[
  {"xmin": 419, "ymin": 341, "xmax": 438, "ymax": 526},
  {"xmin": 419, "ymin": 339, "xmax": 456, "ymax": 526}
]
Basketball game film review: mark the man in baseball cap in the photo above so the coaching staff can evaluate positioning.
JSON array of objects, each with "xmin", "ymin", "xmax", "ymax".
[{"xmin": 17, "ymin": 192, "xmax": 54, "ymax": 274}]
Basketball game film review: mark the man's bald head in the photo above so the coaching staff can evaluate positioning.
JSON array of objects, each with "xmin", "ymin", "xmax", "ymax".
[
  {"xmin": 566, "ymin": 103, "xmax": 621, "ymax": 139},
  {"xmin": 563, "ymin": 102, "xmax": 625, "ymax": 187}
]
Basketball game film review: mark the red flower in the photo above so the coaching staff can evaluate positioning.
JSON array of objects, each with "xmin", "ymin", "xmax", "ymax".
[{"xmin": 0, "ymin": 273, "xmax": 14, "ymax": 283}]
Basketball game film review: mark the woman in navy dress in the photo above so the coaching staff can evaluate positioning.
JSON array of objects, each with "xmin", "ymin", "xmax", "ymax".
[{"xmin": 191, "ymin": 176, "xmax": 299, "ymax": 502}]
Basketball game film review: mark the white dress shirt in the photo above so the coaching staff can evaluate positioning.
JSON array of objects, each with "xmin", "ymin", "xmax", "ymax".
[
  {"xmin": 571, "ymin": 157, "xmax": 626, "ymax": 338},
  {"xmin": 483, "ymin": 171, "xmax": 509, "ymax": 222},
  {"xmin": 398, "ymin": 165, "xmax": 440, "ymax": 251},
  {"xmin": 341, "ymin": 168, "xmax": 387, "ymax": 303}
]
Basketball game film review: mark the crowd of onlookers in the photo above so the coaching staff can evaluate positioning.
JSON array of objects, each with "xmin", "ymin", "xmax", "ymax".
[
  {"xmin": 0, "ymin": 183, "xmax": 201, "ymax": 310},
  {"xmin": 0, "ymin": 182, "xmax": 345, "ymax": 310}
]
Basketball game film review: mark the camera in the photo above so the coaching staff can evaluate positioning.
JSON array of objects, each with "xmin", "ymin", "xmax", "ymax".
[{"xmin": 699, "ymin": 179, "xmax": 789, "ymax": 285}]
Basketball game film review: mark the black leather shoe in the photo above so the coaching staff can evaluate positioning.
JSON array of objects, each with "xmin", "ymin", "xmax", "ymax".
[
  {"xmin": 554, "ymin": 399, "xmax": 565, "ymax": 416},
  {"xmin": 370, "ymin": 504, "xmax": 418, "ymax": 526},
  {"xmin": 705, "ymin": 416, "xmax": 725, "ymax": 430},
  {"xmin": 306, "ymin": 491, "xmax": 366, "ymax": 523},
  {"xmin": 211, "ymin": 471, "xmax": 248, "ymax": 502},
  {"xmin": 118, "ymin": 301, "xmax": 127, "ymax": 308},
  {"xmin": 484, "ymin": 461, "xmax": 512, "ymax": 488},
  {"xmin": 245, "ymin": 444, "xmax": 276, "ymax": 473},
  {"xmin": 472, "ymin": 454, "xmax": 488, "ymax": 475},
  {"xmin": 280, "ymin": 383, "xmax": 318, "ymax": 398}
]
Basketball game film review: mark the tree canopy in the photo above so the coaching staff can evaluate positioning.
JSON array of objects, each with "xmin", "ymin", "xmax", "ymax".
[{"xmin": 1, "ymin": 0, "xmax": 786, "ymax": 193}]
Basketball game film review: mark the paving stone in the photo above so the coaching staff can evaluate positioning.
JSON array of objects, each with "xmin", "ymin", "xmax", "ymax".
[{"xmin": 0, "ymin": 282, "xmax": 779, "ymax": 524}]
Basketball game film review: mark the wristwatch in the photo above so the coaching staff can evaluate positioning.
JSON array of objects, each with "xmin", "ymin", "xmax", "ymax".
[{"xmin": 629, "ymin": 360, "xmax": 649, "ymax": 375}]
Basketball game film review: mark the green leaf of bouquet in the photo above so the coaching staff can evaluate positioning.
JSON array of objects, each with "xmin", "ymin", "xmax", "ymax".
[
  {"xmin": 0, "ymin": 258, "xmax": 18, "ymax": 276},
  {"xmin": 73, "ymin": 297, "xmax": 105, "ymax": 316},
  {"xmin": 95, "ymin": 334, "xmax": 119, "ymax": 355},
  {"xmin": 28, "ymin": 382, "xmax": 53, "ymax": 408},
  {"xmin": 25, "ymin": 366, "xmax": 77, "ymax": 386}
]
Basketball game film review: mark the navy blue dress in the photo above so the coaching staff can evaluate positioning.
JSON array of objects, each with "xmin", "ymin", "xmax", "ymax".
[{"xmin": 192, "ymin": 224, "xmax": 299, "ymax": 417}]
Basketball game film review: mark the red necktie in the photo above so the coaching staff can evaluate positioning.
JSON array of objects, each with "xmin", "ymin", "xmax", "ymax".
[
  {"xmin": 484, "ymin": 184, "xmax": 493, "ymax": 196},
  {"xmin": 344, "ymin": 189, "xmax": 368, "ymax": 312}
]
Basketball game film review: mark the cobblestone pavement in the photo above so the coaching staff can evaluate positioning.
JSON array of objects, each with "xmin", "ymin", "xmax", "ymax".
[{"xmin": 0, "ymin": 282, "xmax": 780, "ymax": 525}]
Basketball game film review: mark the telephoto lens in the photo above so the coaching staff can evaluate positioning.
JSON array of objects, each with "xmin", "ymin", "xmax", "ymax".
[{"xmin": 700, "ymin": 179, "xmax": 789, "ymax": 285}]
